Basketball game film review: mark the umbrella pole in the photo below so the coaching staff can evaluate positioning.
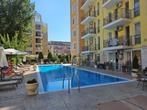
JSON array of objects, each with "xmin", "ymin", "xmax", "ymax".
[{"xmin": 16, "ymin": 54, "xmax": 17, "ymax": 69}]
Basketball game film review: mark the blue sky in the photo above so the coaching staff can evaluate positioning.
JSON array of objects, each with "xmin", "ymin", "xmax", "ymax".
[{"xmin": 31, "ymin": 0, "xmax": 70, "ymax": 42}]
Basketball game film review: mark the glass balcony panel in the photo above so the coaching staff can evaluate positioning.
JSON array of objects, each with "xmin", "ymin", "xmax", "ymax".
[
  {"xmin": 103, "ymin": 8, "xmax": 131, "ymax": 29},
  {"xmin": 103, "ymin": 0, "xmax": 122, "ymax": 8},
  {"xmin": 81, "ymin": 28, "xmax": 96, "ymax": 39},
  {"xmin": 81, "ymin": 11, "xmax": 96, "ymax": 24},
  {"xmin": 81, "ymin": 0, "xmax": 95, "ymax": 10}
]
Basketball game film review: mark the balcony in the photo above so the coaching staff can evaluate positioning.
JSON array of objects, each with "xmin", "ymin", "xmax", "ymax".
[
  {"xmin": 103, "ymin": 0, "xmax": 122, "ymax": 8},
  {"xmin": 103, "ymin": 37, "xmax": 132, "ymax": 51},
  {"xmin": 103, "ymin": 8, "xmax": 131, "ymax": 29},
  {"xmin": 81, "ymin": 46, "xmax": 95, "ymax": 54},
  {"xmin": 81, "ymin": 0, "xmax": 95, "ymax": 10},
  {"xmin": 81, "ymin": 11, "xmax": 96, "ymax": 25},
  {"xmin": 81, "ymin": 28, "xmax": 96, "ymax": 39}
]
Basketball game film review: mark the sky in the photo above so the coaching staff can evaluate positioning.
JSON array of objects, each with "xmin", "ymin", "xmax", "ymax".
[{"xmin": 31, "ymin": 0, "xmax": 70, "ymax": 42}]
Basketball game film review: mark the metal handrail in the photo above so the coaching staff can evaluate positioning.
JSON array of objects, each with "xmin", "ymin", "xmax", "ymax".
[{"xmin": 62, "ymin": 68, "xmax": 81, "ymax": 94}]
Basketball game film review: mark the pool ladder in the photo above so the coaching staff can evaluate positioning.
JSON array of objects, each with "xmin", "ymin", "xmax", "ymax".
[{"xmin": 62, "ymin": 70, "xmax": 80, "ymax": 94}]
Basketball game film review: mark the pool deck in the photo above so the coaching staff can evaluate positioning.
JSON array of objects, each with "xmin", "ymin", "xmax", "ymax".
[{"xmin": 0, "ymin": 66, "xmax": 147, "ymax": 110}]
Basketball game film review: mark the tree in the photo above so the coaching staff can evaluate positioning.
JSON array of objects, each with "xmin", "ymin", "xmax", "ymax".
[
  {"xmin": 0, "ymin": 0, "xmax": 34, "ymax": 43},
  {"xmin": 38, "ymin": 52, "xmax": 44, "ymax": 60},
  {"xmin": 133, "ymin": 55, "xmax": 139, "ymax": 69},
  {"xmin": 0, "ymin": 33, "xmax": 30, "ymax": 50},
  {"xmin": 47, "ymin": 52, "xmax": 52, "ymax": 62}
]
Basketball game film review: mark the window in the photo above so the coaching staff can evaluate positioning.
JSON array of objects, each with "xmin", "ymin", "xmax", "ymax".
[
  {"xmin": 72, "ymin": 17, "xmax": 76, "ymax": 25},
  {"xmin": 35, "ymin": 15, "xmax": 41, "ymax": 22},
  {"xmin": 96, "ymin": 2, "xmax": 100, "ymax": 16},
  {"xmin": 72, "ymin": 30, "xmax": 76, "ymax": 37},
  {"xmin": 134, "ymin": 0, "xmax": 140, "ymax": 17},
  {"xmin": 35, "ymin": 24, "xmax": 41, "ymax": 30},
  {"xmin": 98, "ymin": 37, "xmax": 100, "ymax": 50},
  {"xmin": 134, "ymin": 22, "xmax": 141, "ymax": 44},
  {"xmin": 135, "ymin": 22, "xmax": 140, "ymax": 35},
  {"xmin": 97, "ymin": 20, "xmax": 100, "ymax": 33},
  {"xmin": 95, "ymin": 38, "xmax": 97, "ymax": 50},
  {"xmin": 36, "ymin": 38, "xmax": 41, "ymax": 43},
  {"xmin": 73, "ymin": 43, "xmax": 76, "ymax": 49},
  {"xmin": 36, "ymin": 31, "xmax": 41, "ymax": 36},
  {"xmin": 108, "ymin": 32, "xmax": 112, "ymax": 47}
]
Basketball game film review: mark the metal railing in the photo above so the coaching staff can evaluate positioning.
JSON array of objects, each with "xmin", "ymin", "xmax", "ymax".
[
  {"xmin": 103, "ymin": 0, "xmax": 109, "ymax": 4},
  {"xmin": 62, "ymin": 70, "xmax": 80, "ymax": 94},
  {"xmin": 81, "ymin": 11, "xmax": 96, "ymax": 22},
  {"xmin": 103, "ymin": 8, "xmax": 131, "ymax": 26},
  {"xmin": 81, "ymin": 0, "xmax": 88, "ymax": 7},
  {"xmin": 103, "ymin": 36, "xmax": 132, "ymax": 48},
  {"xmin": 82, "ymin": 46, "xmax": 96, "ymax": 52},
  {"xmin": 82, "ymin": 28, "xmax": 96, "ymax": 37}
]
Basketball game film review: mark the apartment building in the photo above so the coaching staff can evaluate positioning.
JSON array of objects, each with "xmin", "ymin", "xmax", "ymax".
[
  {"xmin": 27, "ymin": 12, "xmax": 48, "ymax": 57},
  {"xmin": 71, "ymin": 0, "xmax": 147, "ymax": 70},
  {"xmin": 48, "ymin": 41, "xmax": 70, "ymax": 55},
  {"xmin": 70, "ymin": 0, "xmax": 84, "ymax": 64}
]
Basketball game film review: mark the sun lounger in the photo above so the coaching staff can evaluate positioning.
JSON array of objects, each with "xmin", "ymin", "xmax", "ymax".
[
  {"xmin": 0, "ymin": 80, "xmax": 18, "ymax": 87},
  {"xmin": 136, "ymin": 74, "xmax": 147, "ymax": 90},
  {"xmin": 2, "ymin": 75, "xmax": 23, "ymax": 83}
]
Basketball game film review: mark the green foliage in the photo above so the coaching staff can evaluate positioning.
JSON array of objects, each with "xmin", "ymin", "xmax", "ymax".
[
  {"xmin": 58, "ymin": 55, "xmax": 65, "ymax": 63},
  {"xmin": 133, "ymin": 55, "xmax": 139, "ymax": 69},
  {"xmin": 0, "ymin": 33, "xmax": 30, "ymax": 50},
  {"xmin": 38, "ymin": 52, "xmax": 44, "ymax": 60},
  {"xmin": 0, "ymin": 0, "xmax": 34, "ymax": 43},
  {"xmin": 47, "ymin": 52, "xmax": 52, "ymax": 62}
]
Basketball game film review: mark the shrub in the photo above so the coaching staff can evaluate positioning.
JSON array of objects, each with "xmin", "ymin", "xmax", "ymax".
[{"xmin": 38, "ymin": 52, "xmax": 44, "ymax": 59}]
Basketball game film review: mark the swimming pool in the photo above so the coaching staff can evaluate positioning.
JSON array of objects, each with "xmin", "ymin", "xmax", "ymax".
[{"xmin": 37, "ymin": 65, "xmax": 129, "ymax": 93}]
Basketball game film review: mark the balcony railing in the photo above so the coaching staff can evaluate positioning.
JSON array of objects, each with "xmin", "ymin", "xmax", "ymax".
[
  {"xmin": 103, "ymin": 0, "xmax": 109, "ymax": 4},
  {"xmin": 103, "ymin": 0, "xmax": 122, "ymax": 8},
  {"xmin": 81, "ymin": 11, "xmax": 96, "ymax": 23},
  {"xmin": 103, "ymin": 36, "xmax": 132, "ymax": 48},
  {"xmin": 103, "ymin": 8, "xmax": 131, "ymax": 28},
  {"xmin": 81, "ymin": 0, "xmax": 87, "ymax": 7},
  {"xmin": 81, "ymin": 28, "xmax": 96, "ymax": 39},
  {"xmin": 81, "ymin": 0, "xmax": 95, "ymax": 10},
  {"xmin": 82, "ymin": 46, "xmax": 96, "ymax": 52}
]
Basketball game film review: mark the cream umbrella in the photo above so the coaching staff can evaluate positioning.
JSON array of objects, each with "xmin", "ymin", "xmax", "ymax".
[
  {"xmin": 0, "ymin": 46, "xmax": 8, "ymax": 68},
  {"xmin": 0, "ymin": 46, "xmax": 8, "ymax": 79},
  {"xmin": 4, "ymin": 48, "xmax": 20, "ymax": 55}
]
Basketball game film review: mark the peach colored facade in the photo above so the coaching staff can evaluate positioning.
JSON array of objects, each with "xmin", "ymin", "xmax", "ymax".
[
  {"xmin": 70, "ymin": 0, "xmax": 84, "ymax": 64},
  {"xmin": 28, "ymin": 12, "xmax": 48, "ymax": 57}
]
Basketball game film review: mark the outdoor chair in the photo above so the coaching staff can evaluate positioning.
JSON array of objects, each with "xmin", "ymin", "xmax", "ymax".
[
  {"xmin": 1, "ymin": 67, "xmax": 24, "ymax": 82},
  {"xmin": 136, "ymin": 73, "xmax": 147, "ymax": 90}
]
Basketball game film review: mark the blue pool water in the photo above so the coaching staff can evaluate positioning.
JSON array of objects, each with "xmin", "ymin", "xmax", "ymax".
[{"xmin": 38, "ymin": 65, "xmax": 128, "ymax": 93}]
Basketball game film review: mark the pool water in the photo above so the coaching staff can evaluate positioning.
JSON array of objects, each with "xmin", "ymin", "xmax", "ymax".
[{"xmin": 38, "ymin": 65, "xmax": 128, "ymax": 93}]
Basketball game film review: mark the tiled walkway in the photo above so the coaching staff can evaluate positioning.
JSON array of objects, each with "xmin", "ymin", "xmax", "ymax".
[{"xmin": 0, "ymin": 67, "xmax": 147, "ymax": 110}]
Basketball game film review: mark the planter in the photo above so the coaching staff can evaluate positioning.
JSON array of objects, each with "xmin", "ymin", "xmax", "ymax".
[
  {"xmin": 25, "ymin": 83, "xmax": 38, "ymax": 95},
  {"xmin": 131, "ymin": 69, "xmax": 138, "ymax": 78}
]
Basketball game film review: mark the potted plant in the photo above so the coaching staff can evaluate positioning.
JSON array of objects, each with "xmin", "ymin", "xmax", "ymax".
[
  {"xmin": 25, "ymin": 78, "xmax": 38, "ymax": 95},
  {"xmin": 132, "ymin": 55, "xmax": 139, "ymax": 78}
]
